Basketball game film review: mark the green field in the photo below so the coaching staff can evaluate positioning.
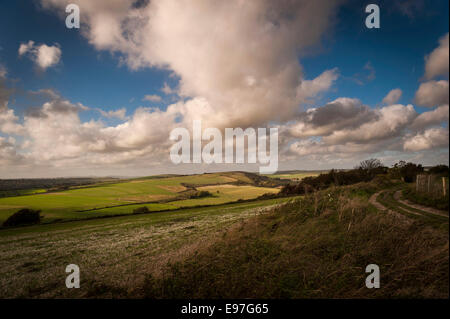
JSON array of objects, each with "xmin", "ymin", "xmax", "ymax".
[
  {"xmin": 0, "ymin": 172, "xmax": 277, "ymax": 225},
  {"xmin": 0, "ymin": 171, "xmax": 448, "ymax": 299},
  {"xmin": 265, "ymin": 171, "xmax": 325, "ymax": 180},
  {"xmin": 171, "ymin": 184, "xmax": 279, "ymax": 207},
  {"xmin": 0, "ymin": 197, "xmax": 291, "ymax": 298},
  {"xmin": 0, "ymin": 189, "xmax": 47, "ymax": 198}
]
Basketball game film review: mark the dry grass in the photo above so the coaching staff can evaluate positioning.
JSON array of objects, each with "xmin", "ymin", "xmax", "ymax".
[
  {"xmin": 142, "ymin": 183, "xmax": 449, "ymax": 298},
  {"xmin": 0, "ymin": 203, "xmax": 279, "ymax": 298},
  {"xmin": 2, "ymin": 180, "xmax": 447, "ymax": 299}
]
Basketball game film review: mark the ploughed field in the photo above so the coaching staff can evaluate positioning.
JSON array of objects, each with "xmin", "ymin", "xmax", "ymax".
[{"xmin": 0, "ymin": 172, "xmax": 278, "ymax": 225}]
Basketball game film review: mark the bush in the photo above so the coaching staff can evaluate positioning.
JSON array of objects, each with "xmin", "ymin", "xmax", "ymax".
[
  {"xmin": 3, "ymin": 209, "xmax": 42, "ymax": 227},
  {"xmin": 187, "ymin": 190, "xmax": 213, "ymax": 199},
  {"xmin": 133, "ymin": 206, "xmax": 150, "ymax": 214},
  {"xmin": 391, "ymin": 161, "xmax": 424, "ymax": 183},
  {"xmin": 428, "ymin": 165, "xmax": 449, "ymax": 177},
  {"xmin": 279, "ymin": 167, "xmax": 383, "ymax": 196}
]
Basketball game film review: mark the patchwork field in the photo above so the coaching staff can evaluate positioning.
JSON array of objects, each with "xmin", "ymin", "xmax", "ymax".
[
  {"xmin": 0, "ymin": 172, "xmax": 278, "ymax": 225},
  {"xmin": 171, "ymin": 184, "xmax": 279, "ymax": 207}
]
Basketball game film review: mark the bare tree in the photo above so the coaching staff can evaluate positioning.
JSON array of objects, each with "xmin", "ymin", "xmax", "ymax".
[{"xmin": 358, "ymin": 158, "xmax": 383, "ymax": 171}]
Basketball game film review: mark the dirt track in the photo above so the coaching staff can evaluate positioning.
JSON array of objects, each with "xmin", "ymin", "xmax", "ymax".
[
  {"xmin": 370, "ymin": 189, "xmax": 448, "ymax": 220},
  {"xmin": 394, "ymin": 190, "xmax": 448, "ymax": 218}
]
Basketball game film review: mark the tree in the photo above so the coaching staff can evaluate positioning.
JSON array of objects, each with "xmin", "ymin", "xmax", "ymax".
[
  {"xmin": 3, "ymin": 209, "xmax": 42, "ymax": 227},
  {"xmin": 392, "ymin": 161, "xmax": 424, "ymax": 183},
  {"xmin": 358, "ymin": 158, "xmax": 383, "ymax": 171}
]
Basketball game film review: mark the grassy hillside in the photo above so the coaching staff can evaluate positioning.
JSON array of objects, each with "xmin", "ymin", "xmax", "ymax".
[
  {"xmin": 142, "ymin": 181, "xmax": 449, "ymax": 299},
  {"xmin": 0, "ymin": 172, "xmax": 276, "ymax": 225},
  {"xmin": 171, "ymin": 184, "xmax": 279, "ymax": 207},
  {"xmin": 0, "ymin": 197, "xmax": 291, "ymax": 298},
  {"xmin": 0, "ymin": 172, "xmax": 447, "ymax": 298}
]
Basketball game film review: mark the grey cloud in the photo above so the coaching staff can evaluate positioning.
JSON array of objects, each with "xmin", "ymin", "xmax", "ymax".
[
  {"xmin": 323, "ymin": 104, "xmax": 417, "ymax": 144},
  {"xmin": 0, "ymin": 137, "xmax": 23, "ymax": 165},
  {"xmin": 288, "ymin": 98, "xmax": 376, "ymax": 138}
]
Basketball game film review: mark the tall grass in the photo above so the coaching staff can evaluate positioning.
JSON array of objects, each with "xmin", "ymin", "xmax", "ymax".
[{"xmin": 142, "ymin": 183, "xmax": 449, "ymax": 298}]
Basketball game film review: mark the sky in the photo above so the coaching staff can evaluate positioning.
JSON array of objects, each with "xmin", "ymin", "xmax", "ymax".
[{"xmin": 0, "ymin": 0, "xmax": 448, "ymax": 178}]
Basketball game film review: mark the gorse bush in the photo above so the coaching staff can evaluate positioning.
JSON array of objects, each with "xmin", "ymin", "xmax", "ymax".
[{"xmin": 3, "ymin": 208, "xmax": 42, "ymax": 227}]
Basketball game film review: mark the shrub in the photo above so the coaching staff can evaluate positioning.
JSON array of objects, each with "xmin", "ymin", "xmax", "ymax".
[
  {"xmin": 391, "ymin": 161, "xmax": 424, "ymax": 183},
  {"xmin": 187, "ymin": 190, "xmax": 213, "ymax": 199},
  {"xmin": 3, "ymin": 209, "xmax": 42, "ymax": 227},
  {"xmin": 428, "ymin": 165, "xmax": 449, "ymax": 177},
  {"xmin": 197, "ymin": 190, "xmax": 212, "ymax": 198},
  {"xmin": 279, "ymin": 166, "xmax": 383, "ymax": 196}
]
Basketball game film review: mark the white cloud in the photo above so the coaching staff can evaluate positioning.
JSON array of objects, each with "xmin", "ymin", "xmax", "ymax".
[
  {"xmin": 0, "ymin": 1, "xmax": 445, "ymax": 176},
  {"xmin": 143, "ymin": 94, "xmax": 162, "ymax": 102},
  {"xmin": 0, "ymin": 136, "xmax": 23, "ymax": 165},
  {"xmin": 18, "ymin": 41, "xmax": 62, "ymax": 70},
  {"xmin": 288, "ymin": 138, "xmax": 383, "ymax": 157},
  {"xmin": 414, "ymin": 80, "xmax": 449, "ymax": 107},
  {"xmin": 161, "ymin": 82, "xmax": 176, "ymax": 95},
  {"xmin": 96, "ymin": 108, "xmax": 127, "ymax": 120},
  {"xmin": 404, "ymin": 127, "xmax": 449, "ymax": 151},
  {"xmin": 40, "ymin": 0, "xmax": 341, "ymax": 128},
  {"xmin": 424, "ymin": 33, "xmax": 449, "ymax": 80},
  {"xmin": 18, "ymin": 40, "xmax": 35, "ymax": 56},
  {"xmin": 296, "ymin": 68, "xmax": 339, "ymax": 104},
  {"xmin": 410, "ymin": 104, "xmax": 449, "ymax": 130},
  {"xmin": 382, "ymin": 88, "xmax": 402, "ymax": 105},
  {"xmin": 0, "ymin": 108, "xmax": 25, "ymax": 135}
]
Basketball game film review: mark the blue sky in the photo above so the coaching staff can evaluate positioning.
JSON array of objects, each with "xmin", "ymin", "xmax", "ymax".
[
  {"xmin": 0, "ymin": 1, "xmax": 174, "ymax": 122},
  {"xmin": 0, "ymin": 0, "xmax": 448, "ymax": 177},
  {"xmin": 0, "ymin": 0, "xmax": 446, "ymax": 116}
]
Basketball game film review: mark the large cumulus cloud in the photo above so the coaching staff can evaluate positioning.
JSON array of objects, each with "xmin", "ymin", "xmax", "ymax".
[
  {"xmin": 0, "ymin": 2, "xmax": 448, "ymax": 176},
  {"xmin": 40, "ymin": 0, "xmax": 341, "ymax": 129}
]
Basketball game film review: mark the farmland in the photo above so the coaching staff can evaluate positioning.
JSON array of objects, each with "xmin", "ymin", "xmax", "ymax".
[
  {"xmin": 0, "ymin": 171, "xmax": 285, "ymax": 298},
  {"xmin": 0, "ymin": 169, "xmax": 447, "ymax": 299},
  {"xmin": 265, "ymin": 170, "xmax": 326, "ymax": 181},
  {"xmin": 0, "ymin": 172, "xmax": 278, "ymax": 225}
]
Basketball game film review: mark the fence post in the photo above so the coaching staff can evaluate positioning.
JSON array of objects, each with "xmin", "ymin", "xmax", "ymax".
[{"xmin": 443, "ymin": 177, "xmax": 447, "ymax": 197}]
